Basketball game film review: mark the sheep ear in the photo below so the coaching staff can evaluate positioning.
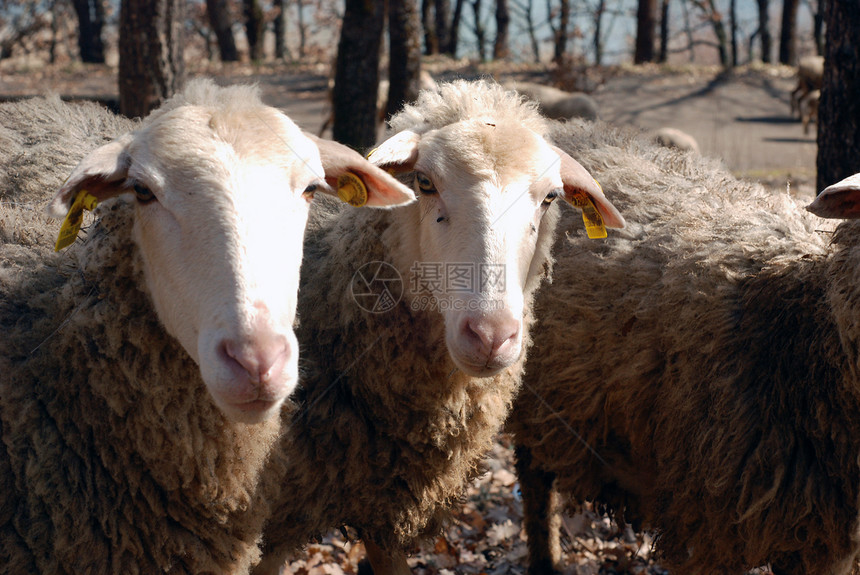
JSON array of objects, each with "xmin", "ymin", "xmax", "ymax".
[
  {"xmin": 46, "ymin": 134, "xmax": 133, "ymax": 218},
  {"xmin": 307, "ymin": 134, "xmax": 416, "ymax": 207},
  {"xmin": 551, "ymin": 145, "xmax": 626, "ymax": 230},
  {"xmin": 366, "ymin": 130, "xmax": 421, "ymax": 173},
  {"xmin": 807, "ymin": 173, "xmax": 860, "ymax": 219}
]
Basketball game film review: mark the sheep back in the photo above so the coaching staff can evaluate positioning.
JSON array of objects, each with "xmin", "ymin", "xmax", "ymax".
[{"xmin": 509, "ymin": 119, "xmax": 858, "ymax": 574}]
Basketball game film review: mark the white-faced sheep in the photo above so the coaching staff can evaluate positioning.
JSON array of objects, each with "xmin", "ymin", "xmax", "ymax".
[
  {"xmin": 790, "ymin": 55, "xmax": 824, "ymax": 119},
  {"xmin": 253, "ymin": 80, "xmax": 625, "ymax": 575},
  {"xmin": 503, "ymin": 80, "xmax": 600, "ymax": 122},
  {"xmin": 508, "ymin": 118, "xmax": 860, "ymax": 574},
  {"xmin": 0, "ymin": 80, "xmax": 414, "ymax": 574}
]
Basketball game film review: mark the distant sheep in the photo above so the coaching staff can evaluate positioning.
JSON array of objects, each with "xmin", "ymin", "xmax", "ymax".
[
  {"xmin": 801, "ymin": 89, "xmax": 820, "ymax": 135},
  {"xmin": 650, "ymin": 126, "xmax": 699, "ymax": 153},
  {"xmin": 790, "ymin": 55, "xmax": 824, "ymax": 119},
  {"xmin": 0, "ymin": 80, "xmax": 413, "ymax": 574},
  {"xmin": 509, "ymin": 118, "xmax": 860, "ymax": 574},
  {"xmin": 253, "ymin": 80, "xmax": 624, "ymax": 575},
  {"xmin": 503, "ymin": 80, "xmax": 600, "ymax": 122}
]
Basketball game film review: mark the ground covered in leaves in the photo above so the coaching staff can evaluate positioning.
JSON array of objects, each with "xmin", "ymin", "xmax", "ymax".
[{"xmin": 283, "ymin": 435, "xmax": 672, "ymax": 575}]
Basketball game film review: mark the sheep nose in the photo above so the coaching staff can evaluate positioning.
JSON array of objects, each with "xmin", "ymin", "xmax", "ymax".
[
  {"xmin": 221, "ymin": 336, "xmax": 290, "ymax": 385},
  {"xmin": 463, "ymin": 315, "xmax": 521, "ymax": 360}
]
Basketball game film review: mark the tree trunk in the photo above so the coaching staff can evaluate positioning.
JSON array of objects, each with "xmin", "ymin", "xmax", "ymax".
[
  {"xmin": 493, "ymin": 0, "xmax": 509, "ymax": 59},
  {"xmin": 274, "ymin": 0, "xmax": 290, "ymax": 60},
  {"xmin": 816, "ymin": 0, "xmax": 860, "ymax": 192},
  {"xmin": 446, "ymin": 0, "xmax": 465, "ymax": 55},
  {"xmin": 730, "ymin": 0, "xmax": 738, "ymax": 67},
  {"xmin": 119, "ymin": 0, "xmax": 185, "ymax": 119},
  {"xmin": 756, "ymin": 0, "xmax": 771, "ymax": 62},
  {"xmin": 206, "ymin": 0, "xmax": 238, "ymax": 62},
  {"xmin": 778, "ymin": 0, "xmax": 799, "ymax": 65},
  {"xmin": 552, "ymin": 0, "xmax": 570, "ymax": 62},
  {"xmin": 332, "ymin": 0, "xmax": 384, "ymax": 152},
  {"xmin": 71, "ymin": 0, "xmax": 106, "ymax": 63},
  {"xmin": 472, "ymin": 0, "xmax": 487, "ymax": 61},
  {"xmin": 297, "ymin": 0, "xmax": 307, "ymax": 57},
  {"xmin": 813, "ymin": 0, "xmax": 825, "ymax": 55},
  {"xmin": 435, "ymin": 0, "xmax": 452, "ymax": 56},
  {"xmin": 422, "ymin": 0, "xmax": 438, "ymax": 54},
  {"xmin": 387, "ymin": 0, "xmax": 423, "ymax": 120},
  {"xmin": 658, "ymin": 0, "xmax": 668, "ymax": 63},
  {"xmin": 635, "ymin": 0, "xmax": 656, "ymax": 63},
  {"xmin": 244, "ymin": 0, "xmax": 265, "ymax": 61}
]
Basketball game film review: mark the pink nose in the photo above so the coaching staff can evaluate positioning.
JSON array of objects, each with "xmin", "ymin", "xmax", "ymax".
[
  {"xmin": 221, "ymin": 336, "xmax": 289, "ymax": 385},
  {"xmin": 462, "ymin": 315, "xmax": 521, "ymax": 361}
]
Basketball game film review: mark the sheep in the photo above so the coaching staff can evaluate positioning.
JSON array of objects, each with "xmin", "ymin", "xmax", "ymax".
[
  {"xmin": 507, "ymin": 117, "xmax": 860, "ymax": 575},
  {"xmin": 649, "ymin": 126, "xmax": 700, "ymax": 153},
  {"xmin": 503, "ymin": 80, "xmax": 600, "ymax": 122},
  {"xmin": 0, "ymin": 80, "xmax": 414, "ymax": 574},
  {"xmin": 790, "ymin": 55, "xmax": 824, "ymax": 119},
  {"xmin": 253, "ymin": 80, "xmax": 625, "ymax": 575},
  {"xmin": 801, "ymin": 89, "xmax": 820, "ymax": 135}
]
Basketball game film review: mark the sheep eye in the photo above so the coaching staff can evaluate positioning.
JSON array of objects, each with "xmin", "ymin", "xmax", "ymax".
[
  {"xmin": 133, "ymin": 183, "xmax": 156, "ymax": 204},
  {"xmin": 542, "ymin": 190, "xmax": 561, "ymax": 207},
  {"xmin": 303, "ymin": 183, "xmax": 318, "ymax": 201},
  {"xmin": 415, "ymin": 172, "xmax": 437, "ymax": 194}
]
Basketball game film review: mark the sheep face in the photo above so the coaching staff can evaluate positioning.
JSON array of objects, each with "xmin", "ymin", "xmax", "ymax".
[
  {"xmin": 371, "ymin": 118, "xmax": 623, "ymax": 377},
  {"xmin": 47, "ymin": 86, "xmax": 414, "ymax": 424}
]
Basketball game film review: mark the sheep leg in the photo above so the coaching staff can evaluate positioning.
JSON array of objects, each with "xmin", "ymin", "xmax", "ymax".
[
  {"xmin": 515, "ymin": 444, "xmax": 562, "ymax": 575},
  {"xmin": 362, "ymin": 540, "xmax": 411, "ymax": 575}
]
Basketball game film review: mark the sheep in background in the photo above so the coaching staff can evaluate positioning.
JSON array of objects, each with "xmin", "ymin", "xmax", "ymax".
[
  {"xmin": 790, "ymin": 55, "xmax": 824, "ymax": 119},
  {"xmin": 650, "ymin": 126, "xmax": 700, "ymax": 153},
  {"xmin": 0, "ymin": 96, "xmax": 135, "ymax": 203},
  {"xmin": 801, "ymin": 89, "xmax": 820, "ymax": 135},
  {"xmin": 503, "ymin": 80, "xmax": 600, "ymax": 122},
  {"xmin": 0, "ymin": 80, "xmax": 414, "ymax": 574},
  {"xmin": 254, "ymin": 80, "xmax": 625, "ymax": 575},
  {"xmin": 508, "ymin": 118, "xmax": 860, "ymax": 574}
]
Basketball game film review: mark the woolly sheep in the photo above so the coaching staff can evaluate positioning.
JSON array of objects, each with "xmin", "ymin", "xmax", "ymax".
[
  {"xmin": 253, "ymin": 80, "xmax": 625, "ymax": 575},
  {"xmin": 0, "ymin": 80, "xmax": 413, "ymax": 574},
  {"xmin": 790, "ymin": 55, "xmax": 824, "ymax": 119},
  {"xmin": 801, "ymin": 89, "xmax": 820, "ymax": 135},
  {"xmin": 503, "ymin": 80, "xmax": 600, "ymax": 122},
  {"xmin": 508, "ymin": 118, "xmax": 860, "ymax": 574}
]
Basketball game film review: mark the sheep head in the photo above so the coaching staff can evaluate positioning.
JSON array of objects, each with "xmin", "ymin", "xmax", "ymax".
[
  {"xmin": 371, "ymin": 116, "xmax": 623, "ymax": 377},
  {"xmin": 47, "ymin": 81, "xmax": 414, "ymax": 424}
]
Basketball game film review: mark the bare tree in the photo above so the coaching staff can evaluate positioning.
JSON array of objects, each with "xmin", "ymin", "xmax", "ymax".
[
  {"xmin": 658, "ymin": 0, "xmax": 669, "ymax": 63},
  {"xmin": 435, "ymin": 0, "xmax": 452, "ymax": 55},
  {"xmin": 816, "ymin": 0, "xmax": 860, "ymax": 192},
  {"xmin": 332, "ymin": 0, "xmax": 384, "ymax": 151},
  {"xmin": 244, "ymin": 0, "xmax": 264, "ymax": 61},
  {"xmin": 547, "ymin": 0, "xmax": 569, "ymax": 62},
  {"xmin": 634, "ymin": 0, "xmax": 656, "ymax": 63},
  {"xmin": 205, "ymin": 0, "xmax": 238, "ymax": 61},
  {"xmin": 274, "ymin": 0, "xmax": 291, "ymax": 60},
  {"xmin": 754, "ymin": 0, "xmax": 772, "ymax": 62},
  {"xmin": 71, "ymin": 0, "xmax": 106, "ymax": 63},
  {"xmin": 729, "ymin": 0, "xmax": 737, "ymax": 67},
  {"xmin": 690, "ymin": 0, "xmax": 729, "ymax": 68},
  {"xmin": 493, "ymin": 0, "xmax": 509, "ymax": 59},
  {"xmin": 470, "ymin": 0, "xmax": 487, "ymax": 60},
  {"xmin": 296, "ymin": 0, "xmax": 307, "ymax": 58},
  {"xmin": 511, "ymin": 0, "xmax": 540, "ymax": 62},
  {"xmin": 778, "ymin": 0, "xmax": 799, "ymax": 65},
  {"xmin": 387, "ymin": 0, "xmax": 422, "ymax": 120},
  {"xmin": 446, "ymin": 0, "xmax": 465, "ymax": 55},
  {"xmin": 119, "ymin": 0, "xmax": 185, "ymax": 118},
  {"xmin": 812, "ymin": 0, "xmax": 825, "ymax": 55},
  {"xmin": 422, "ymin": 0, "xmax": 438, "ymax": 53}
]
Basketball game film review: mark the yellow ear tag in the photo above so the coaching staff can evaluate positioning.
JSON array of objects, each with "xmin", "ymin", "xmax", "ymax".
[
  {"xmin": 567, "ymin": 186, "xmax": 607, "ymax": 240},
  {"xmin": 54, "ymin": 190, "xmax": 98, "ymax": 251},
  {"xmin": 337, "ymin": 172, "xmax": 368, "ymax": 207}
]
